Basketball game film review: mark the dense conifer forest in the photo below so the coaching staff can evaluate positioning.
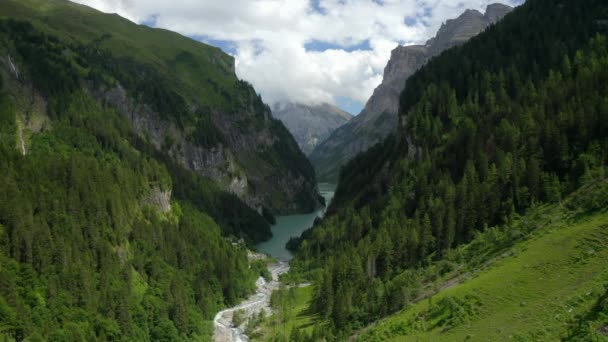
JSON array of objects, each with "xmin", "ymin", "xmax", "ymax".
[
  {"xmin": 0, "ymin": 17, "xmax": 271, "ymax": 342},
  {"xmin": 2, "ymin": 0, "xmax": 608, "ymax": 340},
  {"xmin": 287, "ymin": 0, "xmax": 608, "ymax": 338}
]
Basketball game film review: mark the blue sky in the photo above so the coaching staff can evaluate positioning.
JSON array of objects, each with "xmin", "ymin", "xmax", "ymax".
[
  {"xmin": 72, "ymin": 0, "xmax": 522, "ymax": 115},
  {"xmin": 336, "ymin": 97, "xmax": 365, "ymax": 116}
]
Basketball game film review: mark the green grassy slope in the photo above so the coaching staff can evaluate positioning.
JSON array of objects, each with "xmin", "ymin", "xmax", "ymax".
[
  {"xmin": 253, "ymin": 286, "xmax": 323, "ymax": 341},
  {"xmin": 361, "ymin": 202, "xmax": 608, "ymax": 341},
  {"xmin": 288, "ymin": 1, "xmax": 608, "ymax": 336},
  {"xmin": 2, "ymin": 0, "xmax": 235, "ymax": 108}
]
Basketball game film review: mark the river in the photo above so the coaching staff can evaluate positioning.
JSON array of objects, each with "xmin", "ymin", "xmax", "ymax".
[
  {"xmin": 213, "ymin": 183, "xmax": 335, "ymax": 341},
  {"xmin": 256, "ymin": 183, "xmax": 336, "ymax": 261}
]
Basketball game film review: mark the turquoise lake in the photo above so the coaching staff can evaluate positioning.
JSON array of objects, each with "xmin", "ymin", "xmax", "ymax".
[{"xmin": 256, "ymin": 183, "xmax": 336, "ymax": 261}]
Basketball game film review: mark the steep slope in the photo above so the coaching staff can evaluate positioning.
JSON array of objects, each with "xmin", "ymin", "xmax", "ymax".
[
  {"xmin": 0, "ymin": 2, "xmax": 330, "ymax": 338},
  {"xmin": 310, "ymin": 3, "xmax": 512, "ymax": 182},
  {"xmin": 272, "ymin": 102, "xmax": 352, "ymax": 155},
  {"xmin": 1, "ymin": 0, "xmax": 320, "ymax": 215},
  {"xmin": 360, "ymin": 191, "xmax": 608, "ymax": 341},
  {"xmin": 288, "ymin": 0, "xmax": 608, "ymax": 339},
  {"xmin": 255, "ymin": 182, "xmax": 608, "ymax": 341},
  {"xmin": 0, "ymin": 26, "xmax": 271, "ymax": 340}
]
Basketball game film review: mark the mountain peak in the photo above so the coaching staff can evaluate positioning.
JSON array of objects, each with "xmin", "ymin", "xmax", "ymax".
[
  {"xmin": 485, "ymin": 3, "xmax": 514, "ymax": 24},
  {"xmin": 461, "ymin": 8, "xmax": 485, "ymax": 17},
  {"xmin": 430, "ymin": 7, "xmax": 491, "ymax": 54},
  {"xmin": 272, "ymin": 102, "xmax": 352, "ymax": 155},
  {"xmin": 309, "ymin": 4, "xmax": 513, "ymax": 181}
]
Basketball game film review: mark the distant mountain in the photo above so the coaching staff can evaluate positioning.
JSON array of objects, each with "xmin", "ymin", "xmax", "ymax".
[
  {"xmin": 272, "ymin": 102, "xmax": 352, "ymax": 155},
  {"xmin": 309, "ymin": 3, "xmax": 513, "ymax": 181}
]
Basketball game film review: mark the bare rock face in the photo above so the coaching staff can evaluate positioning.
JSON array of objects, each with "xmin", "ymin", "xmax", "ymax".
[
  {"xmin": 100, "ymin": 83, "xmax": 320, "ymax": 215},
  {"xmin": 145, "ymin": 187, "xmax": 172, "ymax": 213},
  {"xmin": 271, "ymin": 102, "xmax": 352, "ymax": 155},
  {"xmin": 310, "ymin": 4, "xmax": 513, "ymax": 182},
  {"xmin": 427, "ymin": 9, "xmax": 487, "ymax": 55},
  {"xmin": 1, "ymin": 54, "xmax": 50, "ymax": 155}
]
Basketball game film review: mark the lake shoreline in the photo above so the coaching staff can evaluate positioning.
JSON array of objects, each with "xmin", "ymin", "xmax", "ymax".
[
  {"xmin": 256, "ymin": 183, "xmax": 336, "ymax": 261},
  {"xmin": 213, "ymin": 183, "xmax": 335, "ymax": 342}
]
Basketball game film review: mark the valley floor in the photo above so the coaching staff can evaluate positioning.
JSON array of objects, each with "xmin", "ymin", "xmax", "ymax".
[{"xmin": 214, "ymin": 260, "xmax": 290, "ymax": 342}]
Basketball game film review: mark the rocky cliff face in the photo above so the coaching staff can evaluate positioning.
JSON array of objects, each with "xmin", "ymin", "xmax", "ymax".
[
  {"xmin": 99, "ymin": 82, "xmax": 320, "ymax": 215},
  {"xmin": 144, "ymin": 187, "xmax": 172, "ymax": 213},
  {"xmin": 271, "ymin": 102, "xmax": 352, "ymax": 155},
  {"xmin": 310, "ymin": 3, "xmax": 513, "ymax": 182},
  {"xmin": 1, "ymin": 0, "xmax": 321, "ymax": 216}
]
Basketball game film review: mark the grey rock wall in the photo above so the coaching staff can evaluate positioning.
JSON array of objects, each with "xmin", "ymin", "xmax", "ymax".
[
  {"xmin": 310, "ymin": 4, "xmax": 513, "ymax": 182},
  {"xmin": 271, "ymin": 102, "xmax": 352, "ymax": 155}
]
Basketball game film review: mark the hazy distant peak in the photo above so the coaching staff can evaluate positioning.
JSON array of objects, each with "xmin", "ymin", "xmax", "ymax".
[{"xmin": 272, "ymin": 102, "xmax": 352, "ymax": 155}]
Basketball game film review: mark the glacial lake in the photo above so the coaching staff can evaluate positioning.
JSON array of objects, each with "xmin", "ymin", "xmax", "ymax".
[{"xmin": 256, "ymin": 183, "xmax": 336, "ymax": 261}]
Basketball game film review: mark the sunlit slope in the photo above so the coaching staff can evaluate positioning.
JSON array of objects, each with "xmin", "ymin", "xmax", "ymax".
[
  {"xmin": 0, "ymin": 0, "xmax": 320, "ymax": 216},
  {"xmin": 361, "ymin": 201, "xmax": 608, "ymax": 341},
  {"xmin": 1, "ymin": 0, "xmax": 235, "ymax": 108}
]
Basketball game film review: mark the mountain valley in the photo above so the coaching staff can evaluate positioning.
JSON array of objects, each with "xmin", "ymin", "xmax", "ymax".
[{"xmin": 0, "ymin": 0, "xmax": 607, "ymax": 341}]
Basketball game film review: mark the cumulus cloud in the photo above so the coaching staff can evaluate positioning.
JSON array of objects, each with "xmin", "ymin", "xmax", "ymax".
[{"xmin": 69, "ymin": 0, "xmax": 521, "ymax": 111}]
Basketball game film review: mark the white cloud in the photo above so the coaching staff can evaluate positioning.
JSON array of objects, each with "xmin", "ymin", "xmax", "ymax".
[{"xmin": 69, "ymin": 0, "xmax": 520, "ymax": 110}]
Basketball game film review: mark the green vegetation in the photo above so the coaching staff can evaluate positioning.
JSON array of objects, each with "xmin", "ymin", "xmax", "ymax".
[
  {"xmin": 565, "ymin": 284, "xmax": 608, "ymax": 341},
  {"xmin": 1, "ymin": 0, "xmax": 320, "ymax": 217},
  {"xmin": 0, "ymin": 4, "xmax": 286, "ymax": 340},
  {"xmin": 0, "ymin": 89, "xmax": 260, "ymax": 340},
  {"xmin": 232, "ymin": 310, "xmax": 246, "ymax": 328},
  {"xmin": 0, "ymin": 15, "xmax": 273, "ymax": 242},
  {"xmin": 272, "ymin": 181, "xmax": 608, "ymax": 341},
  {"xmin": 2, "ymin": 0, "xmax": 236, "ymax": 111},
  {"xmin": 361, "ymin": 199, "xmax": 608, "ymax": 341},
  {"xmin": 255, "ymin": 285, "xmax": 329, "ymax": 342},
  {"xmin": 288, "ymin": 0, "xmax": 608, "ymax": 339}
]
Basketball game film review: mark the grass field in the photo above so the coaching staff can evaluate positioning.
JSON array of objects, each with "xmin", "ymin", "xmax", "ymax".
[
  {"xmin": 2, "ymin": 0, "xmax": 238, "ymax": 109},
  {"xmin": 252, "ymin": 285, "xmax": 327, "ymax": 341},
  {"xmin": 251, "ymin": 181, "xmax": 608, "ymax": 341},
  {"xmin": 360, "ymin": 210, "xmax": 608, "ymax": 341}
]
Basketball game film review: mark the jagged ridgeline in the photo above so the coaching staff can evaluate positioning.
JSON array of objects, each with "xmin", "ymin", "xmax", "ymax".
[
  {"xmin": 309, "ymin": 4, "xmax": 512, "ymax": 182},
  {"xmin": 289, "ymin": 0, "xmax": 608, "ymax": 337}
]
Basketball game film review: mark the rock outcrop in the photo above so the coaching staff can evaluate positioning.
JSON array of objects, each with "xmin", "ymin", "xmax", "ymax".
[
  {"xmin": 271, "ymin": 102, "xmax": 352, "ymax": 155},
  {"xmin": 309, "ymin": 3, "xmax": 513, "ymax": 182},
  {"xmin": 100, "ymin": 83, "xmax": 320, "ymax": 215},
  {"xmin": 3, "ymin": 0, "xmax": 322, "ymax": 217},
  {"xmin": 145, "ymin": 187, "xmax": 172, "ymax": 213}
]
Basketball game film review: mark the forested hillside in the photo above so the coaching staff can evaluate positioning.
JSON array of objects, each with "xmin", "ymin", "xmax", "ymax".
[
  {"xmin": 0, "ymin": 10, "xmax": 274, "ymax": 342},
  {"xmin": 309, "ymin": 3, "xmax": 512, "ymax": 182},
  {"xmin": 359, "ymin": 181, "xmax": 608, "ymax": 341},
  {"xmin": 288, "ymin": 0, "xmax": 608, "ymax": 339},
  {"xmin": 1, "ymin": 0, "xmax": 320, "ymax": 217},
  {"xmin": 0, "ymin": 84, "xmax": 261, "ymax": 340}
]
